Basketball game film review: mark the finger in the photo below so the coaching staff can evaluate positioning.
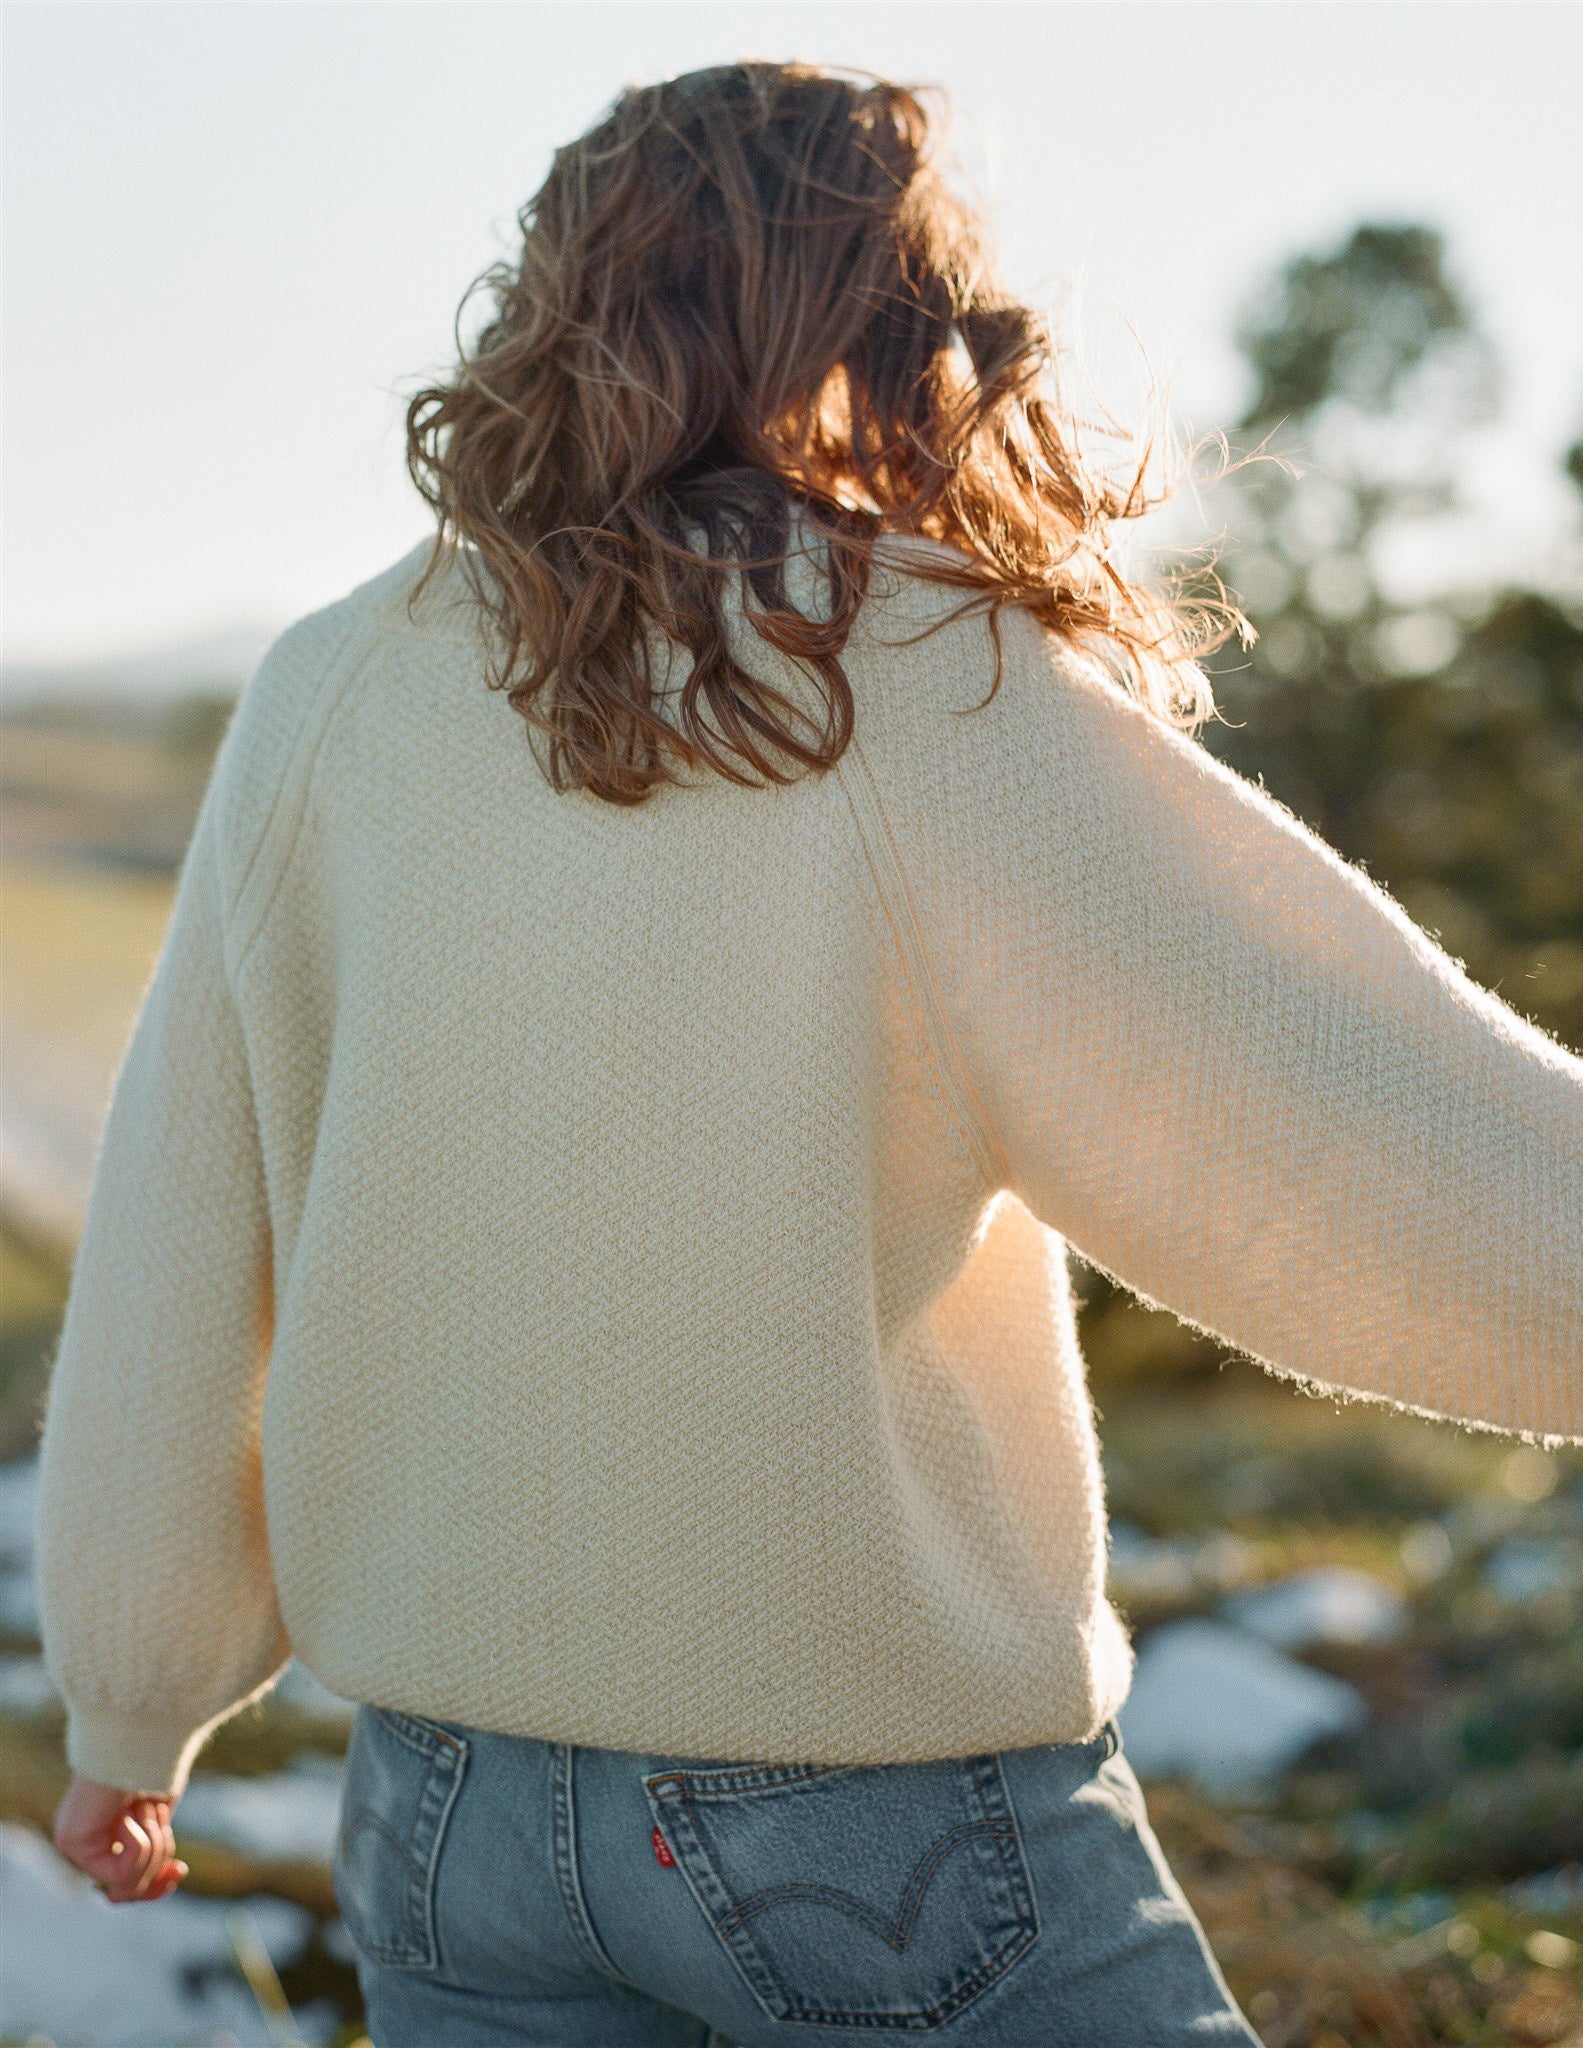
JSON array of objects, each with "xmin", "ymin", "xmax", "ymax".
[
  {"xmin": 128, "ymin": 1796, "xmax": 181, "ymax": 1896},
  {"xmin": 135, "ymin": 1798, "xmax": 177, "ymax": 1880},
  {"xmin": 105, "ymin": 1857, "xmax": 187, "ymax": 1904},
  {"xmin": 52, "ymin": 1782, "xmax": 183, "ymax": 1900},
  {"xmin": 98, "ymin": 1854, "xmax": 184, "ymax": 1905},
  {"xmin": 125, "ymin": 1821, "xmax": 176, "ymax": 1901},
  {"xmin": 108, "ymin": 1811, "xmax": 158, "ymax": 1894},
  {"xmin": 145, "ymin": 1859, "xmax": 188, "ymax": 1900},
  {"xmin": 118, "ymin": 1826, "xmax": 166, "ymax": 1900}
]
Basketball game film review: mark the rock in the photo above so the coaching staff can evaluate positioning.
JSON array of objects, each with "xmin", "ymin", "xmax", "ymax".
[
  {"xmin": 0, "ymin": 1819, "xmax": 319, "ymax": 2045},
  {"xmin": 0, "ymin": 1458, "xmax": 38, "ymax": 1563},
  {"xmin": 176, "ymin": 1751, "xmax": 346, "ymax": 1864},
  {"xmin": 273, "ymin": 1659, "xmax": 359, "ymax": 1723},
  {"xmin": 0, "ymin": 1566, "xmax": 38, "ymax": 1639},
  {"xmin": 0, "ymin": 1654, "xmax": 58, "ymax": 1714},
  {"xmin": 1504, "ymin": 1865, "xmax": 1583, "ymax": 1917},
  {"xmin": 1391, "ymin": 1888, "xmax": 1457, "ymax": 1933},
  {"xmin": 1117, "ymin": 1618, "xmax": 1370, "ymax": 1792},
  {"xmin": 323, "ymin": 1912, "xmax": 360, "ymax": 1966},
  {"xmin": 1439, "ymin": 1494, "xmax": 1526, "ymax": 1557},
  {"xmin": 1219, "ymin": 1566, "xmax": 1407, "ymax": 1649},
  {"xmin": 1106, "ymin": 1522, "xmax": 1256, "ymax": 1607},
  {"xmin": 1193, "ymin": 1531, "xmax": 1258, "ymax": 1594},
  {"xmin": 0, "ymin": 1461, "xmax": 41, "ymax": 1640},
  {"xmin": 1481, "ymin": 1537, "xmax": 1583, "ymax": 1604},
  {"xmin": 1106, "ymin": 1522, "xmax": 1198, "ymax": 1605},
  {"xmin": 1336, "ymin": 1807, "xmax": 1391, "ymax": 1856}
]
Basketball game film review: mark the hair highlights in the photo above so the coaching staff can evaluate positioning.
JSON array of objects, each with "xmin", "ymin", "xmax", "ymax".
[{"xmin": 405, "ymin": 61, "xmax": 1243, "ymax": 803}]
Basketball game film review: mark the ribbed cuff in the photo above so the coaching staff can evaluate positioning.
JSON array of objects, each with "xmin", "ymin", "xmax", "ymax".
[{"xmin": 64, "ymin": 1703, "xmax": 215, "ymax": 1802}]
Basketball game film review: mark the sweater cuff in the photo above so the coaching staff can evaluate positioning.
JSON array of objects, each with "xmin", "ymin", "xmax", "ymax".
[{"xmin": 64, "ymin": 1703, "xmax": 215, "ymax": 1802}]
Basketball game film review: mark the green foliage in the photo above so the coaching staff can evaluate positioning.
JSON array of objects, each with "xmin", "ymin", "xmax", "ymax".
[
  {"xmin": 1236, "ymin": 223, "xmax": 1483, "ymax": 430},
  {"xmin": 1206, "ymin": 589, "xmax": 1583, "ymax": 1046},
  {"xmin": 1198, "ymin": 218, "xmax": 1582, "ymax": 1051},
  {"xmin": 1077, "ymin": 224, "xmax": 1583, "ymax": 2040}
]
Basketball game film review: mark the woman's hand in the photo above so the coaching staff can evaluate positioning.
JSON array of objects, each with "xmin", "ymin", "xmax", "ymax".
[{"xmin": 53, "ymin": 1775, "xmax": 189, "ymax": 1903}]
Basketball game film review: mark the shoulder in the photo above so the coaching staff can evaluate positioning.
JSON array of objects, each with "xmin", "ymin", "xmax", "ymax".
[
  {"xmin": 835, "ymin": 541, "xmax": 1247, "ymax": 854},
  {"xmin": 338, "ymin": 534, "xmax": 489, "ymax": 642},
  {"xmin": 208, "ymin": 535, "xmax": 482, "ymax": 906},
  {"xmin": 255, "ymin": 534, "xmax": 485, "ymax": 674},
  {"xmin": 238, "ymin": 533, "xmax": 483, "ymax": 709},
  {"xmin": 841, "ymin": 533, "xmax": 1129, "ymax": 750}
]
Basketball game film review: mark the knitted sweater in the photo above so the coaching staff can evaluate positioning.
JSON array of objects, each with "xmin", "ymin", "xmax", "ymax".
[{"xmin": 35, "ymin": 530, "xmax": 1583, "ymax": 1800}]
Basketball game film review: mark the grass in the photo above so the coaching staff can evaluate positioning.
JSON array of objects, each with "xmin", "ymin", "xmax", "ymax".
[
  {"xmin": 0, "ymin": 854, "xmax": 173, "ymax": 1064},
  {"xmin": 0, "ymin": 1219, "xmax": 63, "ymax": 1461},
  {"xmin": 1080, "ymin": 1323, "xmax": 1583, "ymax": 2046}
]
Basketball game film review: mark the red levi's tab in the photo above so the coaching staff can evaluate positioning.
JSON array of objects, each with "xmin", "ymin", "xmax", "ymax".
[{"xmin": 652, "ymin": 1823, "xmax": 676, "ymax": 1867}]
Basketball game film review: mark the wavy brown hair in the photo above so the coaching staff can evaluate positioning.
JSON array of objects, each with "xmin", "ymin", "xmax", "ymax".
[{"xmin": 405, "ymin": 60, "xmax": 1243, "ymax": 804}]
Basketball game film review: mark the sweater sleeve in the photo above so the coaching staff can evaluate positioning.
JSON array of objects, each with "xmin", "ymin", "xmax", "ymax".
[
  {"xmin": 34, "ymin": 761, "xmax": 291, "ymax": 1800},
  {"xmin": 871, "ymin": 600, "xmax": 1583, "ymax": 1444}
]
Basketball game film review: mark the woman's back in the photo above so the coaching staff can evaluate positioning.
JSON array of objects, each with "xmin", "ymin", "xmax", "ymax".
[
  {"xmin": 35, "ymin": 521, "xmax": 1582, "ymax": 1802},
  {"xmin": 32, "ymin": 62, "xmax": 1582, "ymax": 2044}
]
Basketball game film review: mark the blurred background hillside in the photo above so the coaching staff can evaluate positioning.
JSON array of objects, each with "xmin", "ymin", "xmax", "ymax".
[{"xmin": 3, "ymin": 6, "xmax": 1581, "ymax": 2046}]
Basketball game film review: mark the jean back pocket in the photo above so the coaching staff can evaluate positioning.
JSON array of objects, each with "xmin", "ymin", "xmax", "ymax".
[
  {"xmin": 643, "ymin": 1752, "xmax": 1038, "ymax": 2030},
  {"xmin": 333, "ymin": 1705, "xmax": 469, "ymax": 1971}
]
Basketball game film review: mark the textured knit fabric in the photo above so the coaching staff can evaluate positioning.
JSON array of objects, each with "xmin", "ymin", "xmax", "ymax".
[{"xmin": 35, "ymin": 529, "xmax": 1583, "ymax": 1800}]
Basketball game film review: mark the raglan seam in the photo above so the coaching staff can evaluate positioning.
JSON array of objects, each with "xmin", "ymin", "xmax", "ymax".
[
  {"xmin": 834, "ymin": 731, "xmax": 1013, "ymax": 1196},
  {"xmin": 225, "ymin": 607, "xmax": 386, "ymax": 984}
]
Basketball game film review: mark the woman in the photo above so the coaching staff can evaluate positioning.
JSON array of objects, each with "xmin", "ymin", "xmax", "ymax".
[{"xmin": 38, "ymin": 60, "xmax": 1580, "ymax": 2047}]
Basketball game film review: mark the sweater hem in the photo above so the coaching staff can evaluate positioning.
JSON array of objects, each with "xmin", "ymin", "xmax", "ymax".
[{"xmin": 64, "ymin": 1703, "xmax": 217, "ymax": 1802}]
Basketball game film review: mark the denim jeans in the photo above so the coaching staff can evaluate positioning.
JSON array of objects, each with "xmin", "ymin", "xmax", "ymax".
[{"xmin": 333, "ymin": 1704, "xmax": 1265, "ymax": 2045}]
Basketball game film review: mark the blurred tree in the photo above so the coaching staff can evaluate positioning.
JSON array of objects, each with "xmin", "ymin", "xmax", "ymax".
[
  {"xmin": 1201, "ymin": 221, "xmax": 1582, "ymax": 1052},
  {"xmin": 1084, "ymin": 225, "xmax": 1582, "ymax": 1388}
]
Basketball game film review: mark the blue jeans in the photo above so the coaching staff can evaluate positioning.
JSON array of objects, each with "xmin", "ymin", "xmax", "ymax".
[{"xmin": 333, "ymin": 1705, "xmax": 1265, "ymax": 2045}]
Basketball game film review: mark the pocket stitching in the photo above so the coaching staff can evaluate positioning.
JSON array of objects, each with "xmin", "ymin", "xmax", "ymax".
[
  {"xmin": 717, "ymin": 1816, "xmax": 1020, "ymax": 1948},
  {"xmin": 644, "ymin": 1753, "xmax": 1040, "ymax": 2029},
  {"xmin": 337, "ymin": 1709, "xmax": 470, "ymax": 1971},
  {"xmin": 373, "ymin": 1704, "xmax": 463, "ymax": 1759},
  {"xmin": 338, "ymin": 1809, "xmax": 431, "ymax": 1967},
  {"xmin": 645, "ymin": 1760, "xmax": 854, "ymax": 1797}
]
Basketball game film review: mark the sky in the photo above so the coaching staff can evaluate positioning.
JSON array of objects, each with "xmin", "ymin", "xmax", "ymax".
[{"xmin": 4, "ymin": 1, "xmax": 1582, "ymax": 675}]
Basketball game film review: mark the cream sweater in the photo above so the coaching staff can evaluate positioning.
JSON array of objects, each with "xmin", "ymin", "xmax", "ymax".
[{"xmin": 35, "ymin": 530, "xmax": 1583, "ymax": 1800}]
